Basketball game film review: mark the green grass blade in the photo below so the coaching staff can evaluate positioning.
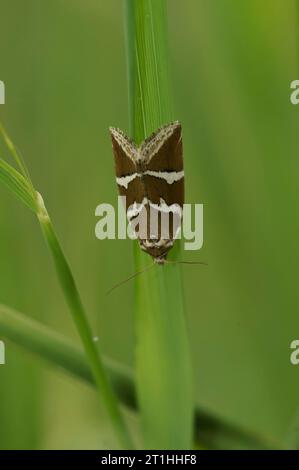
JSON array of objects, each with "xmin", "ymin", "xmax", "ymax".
[
  {"xmin": 0, "ymin": 303, "xmax": 135, "ymax": 410},
  {"xmin": 0, "ymin": 125, "xmax": 133, "ymax": 449},
  {"xmin": 125, "ymin": 0, "xmax": 173, "ymax": 143},
  {"xmin": 35, "ymin": 193, "xmax": 133, "ymax": 449},
  {"xmin": 0, "ymin": 303, "xmax": 280, "ymax": 450},
  {"xmin": 0, "ymin": 123, "xmax": 34, "ymax": 189},
  {"xmin": 0, "ymin": 158, "xmax": 37, "ymax": 212},
  {"xmin": 124, "ymin": 0, "xmax": 193, "ymax": 448}
]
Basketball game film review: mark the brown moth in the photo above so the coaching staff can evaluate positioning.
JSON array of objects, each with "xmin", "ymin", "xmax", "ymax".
[{"xmin": 109, "ymin": 121, "xmax": 184, "ymax": 264}]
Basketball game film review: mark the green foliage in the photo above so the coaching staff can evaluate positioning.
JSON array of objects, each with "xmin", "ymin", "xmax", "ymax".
[
  {"xmin": 0, "ymin": 0, "xmax": 298, "ymax": 451},
  {"xmin": 0, "ymin": 158, "xmax": 37, "ymax": 212},
  {"xmin": 0, "ymin": 125, "xmax": 132, "ymax": 449},
  {"xmin": 0, "ymin": 303, "xmax": 278, "ymax": 449},
  {"xmin": 124, "ymin": 0, "xmax": 193, "ymax": 449}
]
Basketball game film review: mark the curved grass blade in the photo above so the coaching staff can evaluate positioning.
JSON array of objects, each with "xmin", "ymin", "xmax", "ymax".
[
  {"xmin": 0, "ymin": 158, "xmax": 37, "ymax": 212},
  {"xmin": 0, "ymin": 125, "xmax": 133, "ymax": 449},
  {"xmin": 0, "ymin": 123, "xmax": 34, "ymax": 190},
  {"xmin": 0, "ymin": 303, "xmax": 281, "ymax": 449}
]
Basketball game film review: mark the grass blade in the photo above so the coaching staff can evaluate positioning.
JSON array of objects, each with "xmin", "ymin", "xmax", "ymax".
[
  {"xmin": 0, "ymin": 126, "xmax": 133, "ymax": 449},
  {"xmin": 0, "ymin": 303, "xmax": 135, "ymax": 410},
  {"xmin": 0, "ymin": 303, "xmax": 280, "ymax": 449},
  {"xmin": 35, "ymin": 193, "xmax": 133, "ymax": 449},
  {"xmin": 0, "ymin": 123, "xmax": 34, "ymax": 187},
  {"xmin": 124, "ymin": 0, "xmax": 193, "ymax": 448},
  {"xmin": 0, "ymin": 158, "xmax": 37, "ymax": 212}
]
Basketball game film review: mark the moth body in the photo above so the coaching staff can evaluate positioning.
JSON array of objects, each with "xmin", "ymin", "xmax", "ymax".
[{"xmin": 109, "ymin": 121, "xmax": 184, "ymax": 263}]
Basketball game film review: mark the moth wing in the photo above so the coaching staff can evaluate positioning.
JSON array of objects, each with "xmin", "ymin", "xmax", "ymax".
[
  {"xmin": 109, "ymin": 127, "xmax": 145, "ymax": 220},
  {"xmin": 141, "ymin": 121, "xmax": 183, "ymax": 172},
  {"xmin": 141, "ymin": 121, "xmax": 184, "ymax": 206},
  {"xmin": 140, "ymin": 122, "xmax": 184, "ymax": 240}
]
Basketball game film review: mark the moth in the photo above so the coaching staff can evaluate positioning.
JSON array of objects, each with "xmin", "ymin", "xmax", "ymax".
[{"xmin": 109, "ymin": 121, "xmax": 184, "ymax": 264}]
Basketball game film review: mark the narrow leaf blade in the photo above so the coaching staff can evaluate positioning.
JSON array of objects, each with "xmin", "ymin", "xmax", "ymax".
[{"xmin": 0, "ymin": 158, "xmax": 37, "ymax": 212}]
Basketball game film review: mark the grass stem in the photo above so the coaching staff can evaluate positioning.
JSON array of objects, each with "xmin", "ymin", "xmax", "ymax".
[
  {"xmin": 124, "ymin": 0, "xmax": 193, "ymax": 448},
  {"xmin": 35, "ymin": 193, "xmax": 133, "ymax": 449},
  {"xmin": 0, "ymin": 125, "xmax": 133, "ymax": 449},
  {"xmin": 0, "ymin": 303, "xmax": 282, "ymax": 450}
]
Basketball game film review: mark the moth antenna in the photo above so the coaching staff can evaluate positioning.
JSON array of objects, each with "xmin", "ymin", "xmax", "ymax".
[
  {"xmin": 164, "ymin": 260, "xmax": 208, "ymax": 266},
  {"xmin": 106, "ymin": 262, "xmax": 155, "ymax": 295}
]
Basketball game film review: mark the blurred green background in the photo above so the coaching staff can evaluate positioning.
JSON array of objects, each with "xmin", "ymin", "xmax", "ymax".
[{"xmin": 0, "ymin": 0, "xmax": 298, "ymax": 449}]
